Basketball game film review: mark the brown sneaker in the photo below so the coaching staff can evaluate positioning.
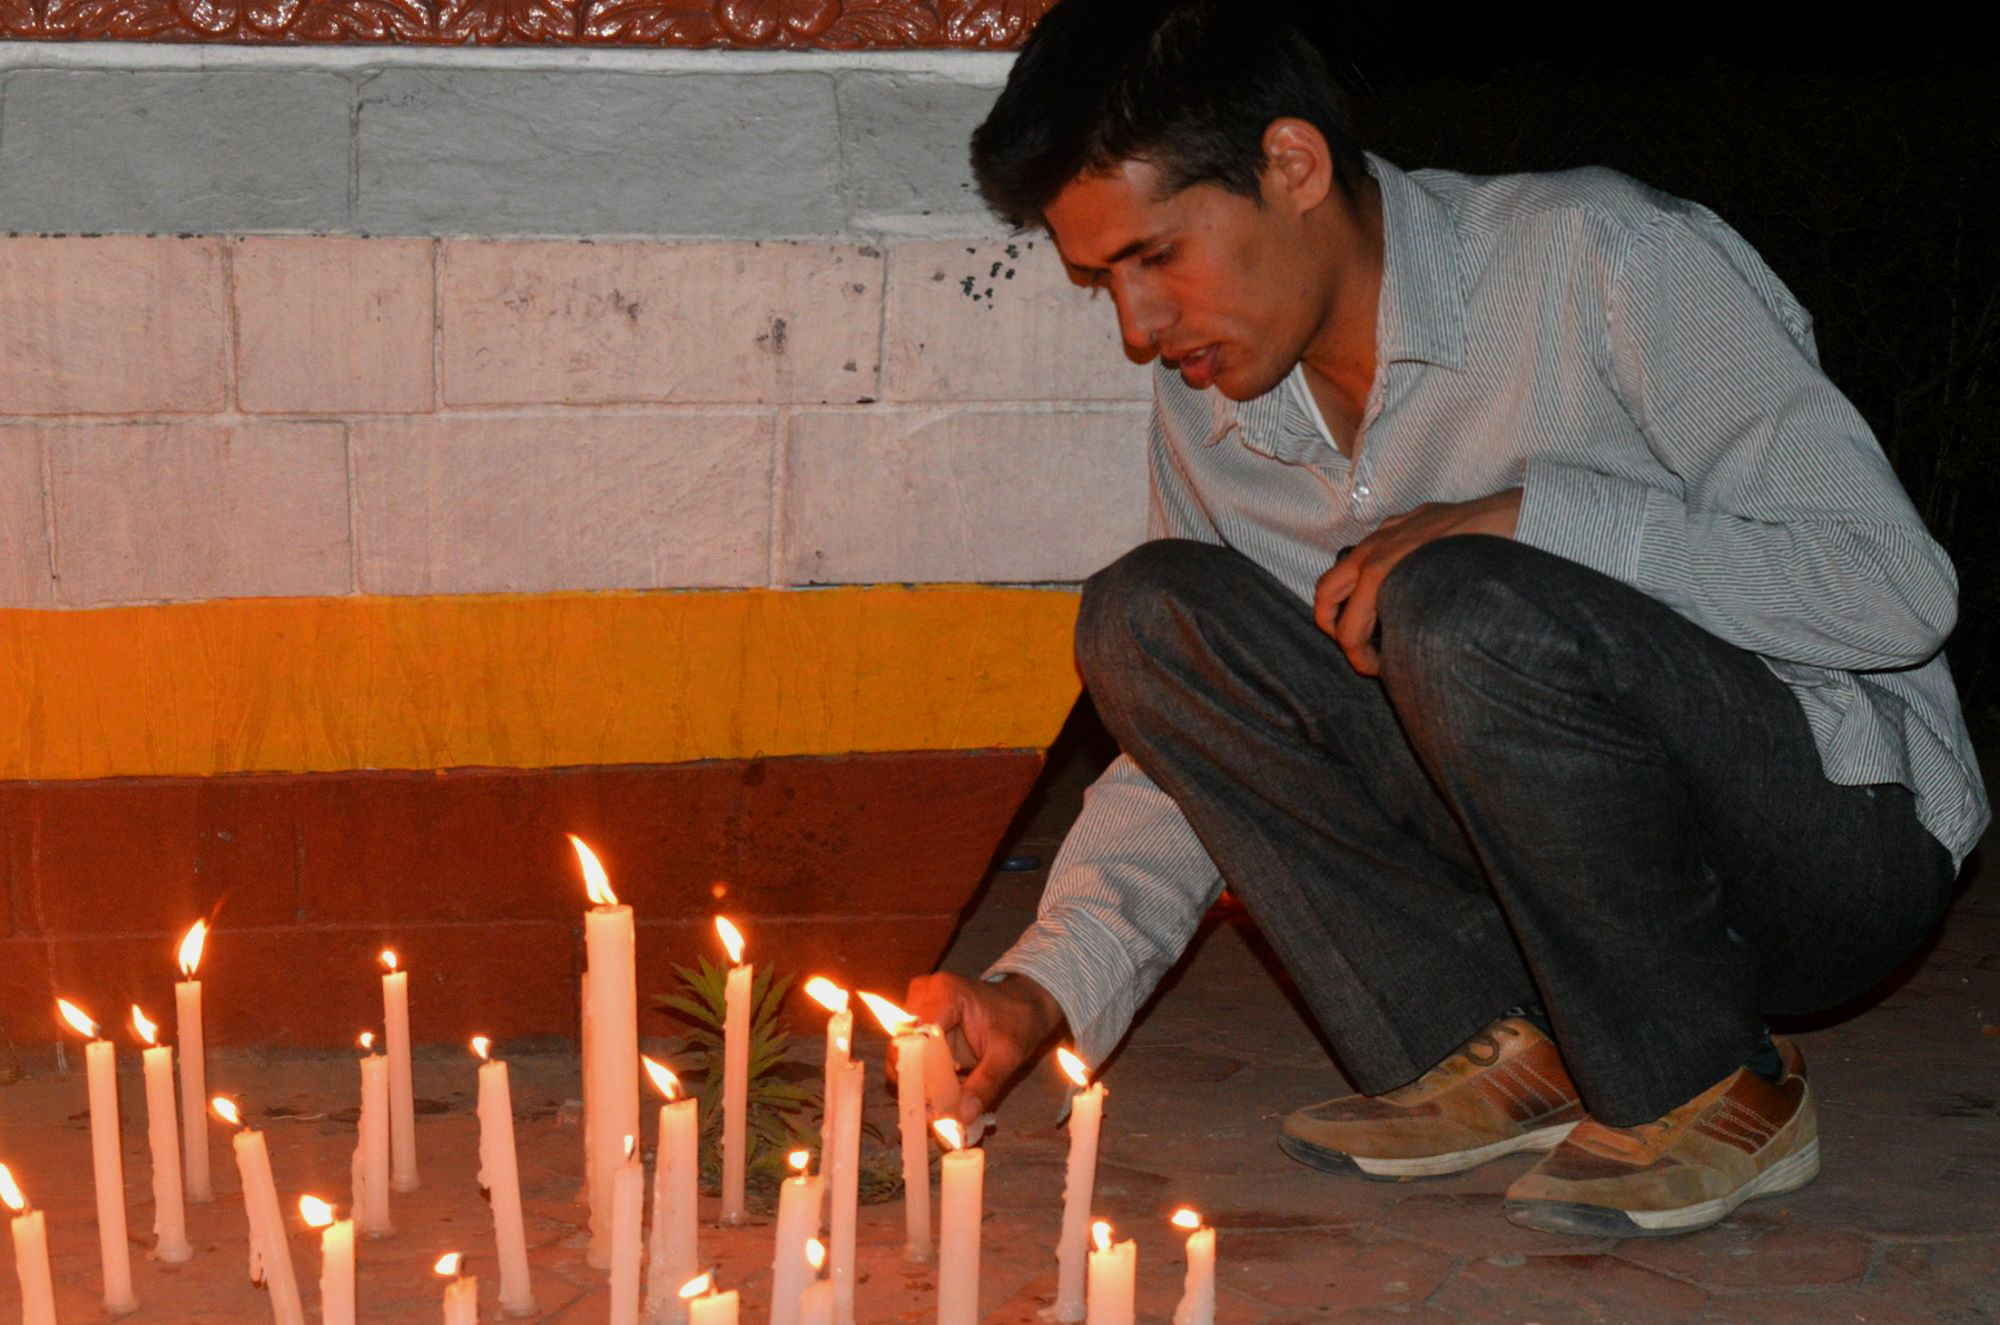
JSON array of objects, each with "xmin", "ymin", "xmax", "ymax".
[
  {"xmin": 1278, "ymin": 1018, "xmax": 1584, "ymax": 1180},
  {"xmin": 1504, "ymin": 1038, "xmax": 1819, "ymax": 1237}
]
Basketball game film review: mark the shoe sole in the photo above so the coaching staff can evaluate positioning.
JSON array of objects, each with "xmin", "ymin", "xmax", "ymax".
[
  {"xmin": 1279, "ymin": 1120, "xmax": 1579, "ymax": 1181},
  {"xmin": 1503, "ymin": 1137, "xmax": 1821, "ymax": 1237}
]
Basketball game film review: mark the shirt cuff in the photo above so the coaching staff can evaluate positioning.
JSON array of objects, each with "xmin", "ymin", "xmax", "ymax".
[
  {"xmin": 1513, "ymin": 457, "xmax": 1656, "ymax": 585},
  {"xmin": 982, "ymin": 908, "xmax": 1140, "ymax": 1073}
]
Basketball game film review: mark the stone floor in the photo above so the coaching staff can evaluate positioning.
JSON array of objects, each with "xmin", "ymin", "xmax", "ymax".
[{"xmin": 2, "ymin": 714, "xmax": 1996, "ymax": 1322}]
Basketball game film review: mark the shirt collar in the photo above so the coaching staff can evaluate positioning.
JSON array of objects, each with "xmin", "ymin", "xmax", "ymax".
[{"xmin": 1206, "ymin": 154, "xmax": 1468, "ymax": 459}]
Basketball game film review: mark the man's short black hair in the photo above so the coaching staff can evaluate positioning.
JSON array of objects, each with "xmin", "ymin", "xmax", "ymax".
[{"xmin": 970, "ymin": 0, "xmax": 1367, "ymax": 231}]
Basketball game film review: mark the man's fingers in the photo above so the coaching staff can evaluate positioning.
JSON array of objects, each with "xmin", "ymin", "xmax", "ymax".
[
  {"xmin": 1314, "ymin": 561, "xmax": 1356, "ymax": 637},
  {"xmin": 1334, "ymin": 565, "xmax": 1386, "ymax": 676},
  {"xmin": 958, "ymin": 1048, "xmax": 1022, "ymax": 1128}
]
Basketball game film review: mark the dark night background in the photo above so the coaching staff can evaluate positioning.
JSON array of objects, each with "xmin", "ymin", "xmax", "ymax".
[{"xmin": 1321, "ymin": 41, "xmax": 1999, "ymax": 719}]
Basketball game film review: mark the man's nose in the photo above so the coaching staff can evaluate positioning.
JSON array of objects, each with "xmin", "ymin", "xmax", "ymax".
[{"xmin": 1112, "ymin": 276, "xmax": 1174, "ymax": 357}]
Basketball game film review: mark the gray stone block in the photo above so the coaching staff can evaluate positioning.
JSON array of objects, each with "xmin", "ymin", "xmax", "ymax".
[
  {"xmin": 355, "ymin": 70, "xmax": 846, "ymax": 237},
  {"xmin": 837, "ymin": 74, "xmax": 1000, "ymax": 227},
  {"xmin": 0, "ymin": 70, "xmax": 352, "ymax": 234}
]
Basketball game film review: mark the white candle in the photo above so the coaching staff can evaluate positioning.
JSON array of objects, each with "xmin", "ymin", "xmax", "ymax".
[
  {"xmin": 803, "ymin": 979, "xmax": 852, "ymax": 1146},
  {"xmin": 1, "ymin": 1165, "xmax": 58, "ymax": 1325},
  {"xmin": 716, "ymin": 918, "xmax": 751, "ymax": 1225},
  {"xmin": 133, "ymin": 1007, "xmax": 193, "ymax": 1263},
  {"xmin": 918, "ymin": 1026, "xmax": 962, "ymax": 1122},
  {"xmin": 300, "ymin": 1197, "xmax": 355, "ymax": 1325},
  {"xmin": 769, "ymin": 1152, "xmax": 824, "ymax": 1325},
  {"xmin": 800, "ymin": 1240, "xmax": 833, "ymax": 1325},
  {"xmin": 354, "ymin": 1036, "xmax": 395, "ymax": 1237},
  {"xmin": 1170, "ymin": 1210, "xmax": 1215, "ymax": 1325},
  {"xmin": 575, "ymin": 836, "xmax": 639, "ymax": 1269},
  {"xmin": 579, "ymin": 969, "xmax": 596, "ymax": 1206},
  {"xmin": 682, "ymin": 1277, "xmax": 740, "ymax": 1325},
  {"xmin": 175, "ymin": 920, "xmax": 214, "ymax": 1204},
  {"xmin": 437, "ymin": 1254, "xmax": 479, "ymax": 1325},
  {"xmin": 380, "ymin": 951, "xmax": 420, "ymax": 1194},
  {"xmin": 57, "ymin": 1000, "xmax": 137, "ymax": 1315},
  {"xmin": 218, "ymin": 1099, "xmax": 306, "ymax": 1325},
  {"xmin": 609, "ymin": 1139, "xmax": 644, "ymax": 1325},
  {"xmin": 1085, "ymin": 1223, "xmax": 1135, "ymax": 1325},
  {"xmin": 892, "ymin": 1032, "xmax": 931, "ymax": 1262},
  {"xmin": 933, "ymin": 1122, "xmax": 982, "ymax": 1325},
  {"xmin": 473, "ymin": 1040, "xmax": 537, "ymax": 1316},
  {"xmin": 1053, "ymin": 1050, "xmax": 1105, "ymax": 1322},
  {"xmin": 642, "ymin": 1060, "xmax": 700, "ymax": 1325},
  {"xmin": 827, "ymin": 1060, "xmax": 864, "ymax": 1325}
]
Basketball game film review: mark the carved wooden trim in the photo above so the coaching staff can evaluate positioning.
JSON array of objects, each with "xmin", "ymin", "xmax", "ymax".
[{"xmin": 3, "ymin": 0, "xmax": 1052, "ymax": 43}]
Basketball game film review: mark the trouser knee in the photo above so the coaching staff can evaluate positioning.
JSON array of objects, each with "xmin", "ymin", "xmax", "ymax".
[{"xmin": 1076, "ymin": 539, "xmax": 1247, "ymax": 697}]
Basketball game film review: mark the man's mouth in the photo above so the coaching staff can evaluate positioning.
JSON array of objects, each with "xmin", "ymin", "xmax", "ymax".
[{"xmin": 1172, "ymin": 345, "xmax": 1220, "ymax": 388}]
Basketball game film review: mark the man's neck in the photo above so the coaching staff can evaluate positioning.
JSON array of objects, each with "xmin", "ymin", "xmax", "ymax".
[{"xmin": 1296, "ymin": 173, "xmax": 1385, "ymax": 458}]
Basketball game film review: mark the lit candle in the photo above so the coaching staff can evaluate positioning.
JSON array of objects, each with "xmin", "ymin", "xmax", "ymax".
[
  {"xmin": 770, "ymin": 1150, "xmax": 824, "ymax": 1325},
  {"xmin": 574, "ymin": 834, "xmax": 639, "ymax": 1269},
  {"xmin": 609, "ymin": 1136, "xmax": 644, "ymax": 1325},
  {"xmin": 1169, "ymin": 1208, "xmax": 1215, "ymax": 1325},
  {"xmin": 353, "ymin": 1032, "xmax": 395, "ymax": 1238},
  {"xmin": 300, "ymin": 1196, "xmax": 355, "ymax": 1325},
  {"xmin": 436, "ymin": 1252, "xmax": 479, "ymax": 1325},
  {"xmin": 826, "ymin": 1059, "xmax": 864, "ymax": 1325},
  {"xmin": 642, "ymin": 1058, "xmax": 699, "ymax": 1325},
  {"xmin": 681, "ymin": 1273, "xmax": 739, "ymax": 1325},
  {"xmin": 131, "ymin": 1005, "xmax": 193, "ymax": 1263},
  {"xmin": 714, "ymin": 916, "xmax": 751, "ymax": 1225},
  {"xmin": 858, "ymin": 993, "xmax": 930, "ymax": 1262},
  {"xmin": 380, "ymin": 951, "xmax": 420, "ymax": 1194},
  {"xmin": 800, "ymin": 1239, "xmax": 834, "ymax": 1325},
  {"xmin": 214, "ymin": 1097, "xmax": 306, "ymax": 1325},
  {"xmin": 1052, "ymin": 1048, "xmax": 1105, "ymax": 1322},
  {"xmin": 175, "ymin": 920, "xmax": 214, "ymax": 1204},
  {"xmin": 932, "ymin": 1120, "xmax": 982, "ymax": 1325},
  {"xmin": 1, "ymin": 1163, "xmax": 58, "ymax": 1325},
  {"xmin": 1085, "ymin": 1221, "xmax": 1135, "ymax": 1325},
  {"xmin": 579, "ymin": 968, "xmax": 596, "ymax": 1206},
  {"xmin": 472, "ymin": 1038, "xmax": 536, "ymax": 1316},
  {"xmin": 57, "ymin": 998, "xmax": 137, "ymax": 1315},
  {"xmin": 803, "ymin": 978, "xmax": 853, "ymax": 1147}
]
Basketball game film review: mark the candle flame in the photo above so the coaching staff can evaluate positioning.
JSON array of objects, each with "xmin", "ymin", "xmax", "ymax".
[
  {"xmin": 177, "ymin": 920, "xmax": 208, "ymax": 977},
  {"xmin": 211, "ymin": 1097, "xmax": 242, "ymax": 1127},
  {"xmin": 803, "ymin": 977, "xmax": 849, "ymax": 1014},
  {"xmin": 1171, "ymin": 1207, "xmax": 1202, "ymax": 1231},
  {"xmin": 0, "ymin": 1164, "xmax": 24, "ymax": 1213},
  {"xmin": 380, "ymin": 950, "xmax": 399, "ymax": 973},
  {"xmin": 359, "ymin": 1031, "xmax": 376, "ymax": 1052},
  {"xmin": 1056, "ymin": 1046, "xmax": 1091, "ymax": 1088},
  {"xmin": 299, "ymin": 1196, "xmax": 335, "ymax": 1229},
  {"xmin": 678, "ymin": 1273, "xmax": 714, "ymax": 1299},
  {"xmin": 1092, "ymin": 1220, "xmax": 1113, "ymax": 1254},
  {"xmin": 933, "ymin": 1118, "xmax": 964, "ymax": 1151},
  {"xmin": 714, "ymin": 916, "xmax": 746, "ymax": 965},
  {"xmin": 55, "ymin": 997, "xmax": 98, "ymax": 1039},
  {"xmin": 857, "ymin": 991, "xmax": 917, "ymax": 1036},
  {"xmin": 642, "ymin": 1056, "xmax": 682, "ymax": 1101},
  {"xmin": 805, "ymin": 1238, "xmax": 826, "ymax": 1272},
  {"xmin": 433, "ymin": 1252, "xmax": 462, "ymax": 1278},
  {"xmin": 788, "ymin": 1149, "xmax": 810, "ymax": 1174},
  {"xmin": 471, "ymin": 1036, "xmax": 491, "ymax": 1062},
  {"xmin": 132, "ymin": 1004, "xmax": 160, "ymax": 1047},
  {"xmin": 570, "ymin": 834, "xmax": 617, "ymax": 907}
]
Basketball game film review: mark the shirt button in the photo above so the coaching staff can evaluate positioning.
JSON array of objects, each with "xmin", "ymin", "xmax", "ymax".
[{"xmin": 1354, "ymin": 483, "xmax": 1371, "ymax": 499}]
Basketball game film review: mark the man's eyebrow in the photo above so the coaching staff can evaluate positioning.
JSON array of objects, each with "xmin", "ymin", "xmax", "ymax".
[{"xmin": 1063, "ymin": 234, "xmax": 1161, "ymax": 275}]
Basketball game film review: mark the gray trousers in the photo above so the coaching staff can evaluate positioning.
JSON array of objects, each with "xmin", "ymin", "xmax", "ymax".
[{"xmin": 1076, "ymin": 536, "xmax": 1955, "ymax": 1125}]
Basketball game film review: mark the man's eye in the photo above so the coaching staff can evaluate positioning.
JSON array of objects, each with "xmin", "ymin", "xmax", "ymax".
[{"xmin": 1140, "ymin": 246, "xmax": 1174, "ymax": 268}]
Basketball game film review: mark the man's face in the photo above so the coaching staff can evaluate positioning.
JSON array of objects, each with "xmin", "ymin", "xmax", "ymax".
[{"xmin": 1045, "ymin": 157, "xmax": 1327, "ymax": 401}]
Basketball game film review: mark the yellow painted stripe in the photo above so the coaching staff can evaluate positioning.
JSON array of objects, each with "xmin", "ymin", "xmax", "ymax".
[{"xmin": 0, "ymin": 587, "xmax": 1083, "ymax": 781}]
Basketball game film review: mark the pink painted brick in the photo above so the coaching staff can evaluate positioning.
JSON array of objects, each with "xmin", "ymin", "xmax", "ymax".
[
  {"xmin": 46, "ymin": 422, "xmax": 351, "ymax": 604},
  {"xmin": 0, "ymin": 428, "xmax": 54, "ymax": 607},
  {"xmin": 883, "ymin": 238, "xmax": 1152, "ymax": 403},
  {"xmin": 350, "ymin": 413, "xmax": 774, "ymax": 594},
  {"xmin": 0, "ymin": 237, "xmax": 227, "ymax": 415},
  {"xmin": 233, "ymin": 237, "xmax": 435, "ymax": 414},
  {"xmin": 440, "ymin": 241, "xmax": 882, "ymax": 407},
  {"xmin": 781, "ymin": 405, "xmax": 1149, "ymax": 585}
]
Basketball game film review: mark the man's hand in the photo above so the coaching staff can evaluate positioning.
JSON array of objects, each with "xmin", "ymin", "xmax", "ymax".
[
  {"xmin": 1313, "ymin": 489, "xmax": 1523, "ymax": 676},
  {"xmin": 900, "ymin": 972, "xmax": 1065, "ymax": 1127}
]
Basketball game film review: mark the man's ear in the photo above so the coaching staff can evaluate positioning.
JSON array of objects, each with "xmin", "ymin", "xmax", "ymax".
[{"xmin": 1262, "ymin": 118, "xmax": 1334, "ymax": 215}]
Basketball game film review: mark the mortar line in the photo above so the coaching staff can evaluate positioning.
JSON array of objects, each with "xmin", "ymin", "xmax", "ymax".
[
  {"xmin": 342, "ymin": 419, "xmax": 360, "ymax": 595},
  {"xmin": 219, "ymin": 238, "xmax": 241, "ymax": 414},
  {"xmin": 766, "ymin": 408, "xmax": 790, "ymax": 588},
  {"xmin": 36, "ymin": 423, "xmax": 60, "ymax": 606}
]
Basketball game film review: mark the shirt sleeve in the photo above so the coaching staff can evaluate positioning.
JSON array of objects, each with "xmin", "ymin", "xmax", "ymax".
[
  {"xmin": 983, "ymin": 388, "xmax": 1226, "ymax": 1067},
  {"xmin": 1514, "ymin": 205, "xmax": 1958, "ymax": 671}
]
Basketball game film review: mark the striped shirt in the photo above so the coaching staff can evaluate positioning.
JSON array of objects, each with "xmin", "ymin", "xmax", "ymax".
[{"xmin": 988, "ymin": 154, "xmax": 1990, "ymax": 1070}]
